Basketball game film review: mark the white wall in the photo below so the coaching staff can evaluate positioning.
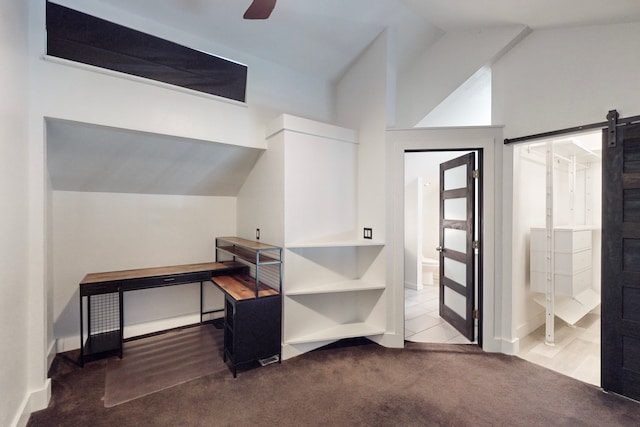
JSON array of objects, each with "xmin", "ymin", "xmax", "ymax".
[
  {"xmin": 416, "ymin": 67, "xmax": 492, "ymax": 127},
  {"xmin": 404, "ymin": 178, "xmax": 422, "ymax": 289},
  {"xmin": 493, "ymin": 22, "xmax": 640, "ymax": 139},
  {"xmin": 335, "ymin": 28, "xmax": 394, "ymax": 246},
  {"xmin": 511, "ymin": 146, "xmax": 547, "ymax": 338},
  {"xmin": 25, "ymin": 0, "xmax": 335, "ymax": 372},
  {"xmin": 52, "ymin": 191, "xmax": 236, "ymax": 349},
  {"xmin": 493, "ymin": 22, "xmax": 639, "ymax": 348},
  {"xmin": 335, "ymin": 29, "xmax": 398, "ymax": 347},
  {"xmin": 396, "ymin": 26, "xmax": 529, "ymax": 128},
  {"xmin": 1, "ymin": 1, "xmax": 31, "ymax": 426}
]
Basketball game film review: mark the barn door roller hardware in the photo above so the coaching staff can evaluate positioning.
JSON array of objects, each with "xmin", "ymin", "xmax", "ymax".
[
  {"xmin": 607, "ymin": 110, "xmax": 619, "ymax": 148},
  {"xmin": 504, "ymin": 108, "xmax": 640, "ymax": 145}
]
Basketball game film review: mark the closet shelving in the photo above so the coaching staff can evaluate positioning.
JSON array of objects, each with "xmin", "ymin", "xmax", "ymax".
[{"xmin": 525, "ymin": 137, "xmax": 601, "ymax": 343}]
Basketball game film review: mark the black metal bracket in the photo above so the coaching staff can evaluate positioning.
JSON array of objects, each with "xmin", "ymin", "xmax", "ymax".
[{"xmin": 607, "ymin": 109, "xmax": 619, "ymax": 148}]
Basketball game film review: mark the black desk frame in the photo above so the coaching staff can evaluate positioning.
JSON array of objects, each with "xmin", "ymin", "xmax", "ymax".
[{"xmin": 79, "ymin": 263, "xmax": 245, "ymax": 366}]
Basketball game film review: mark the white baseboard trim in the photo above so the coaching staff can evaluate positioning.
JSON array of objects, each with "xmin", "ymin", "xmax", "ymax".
[
  {"xmin": 404, "ymin": 280, "xmax": 423, "ymax": 290},
  {"xmin": 11, "ymin": 379, "xmax": 51, "ymax": 427},
  {"xmin": 57, "ymin": 313, "xmax": 216, "ymax": 353},
  {"xmin": 47, "ymin": 339, "xmax": 57, "ymax": 371},
  {"xmin": 501, "ymin": 337, "xmax": 519, "ymax": 355},
  {"xmin": 516, "ymin": 311, "xmax": 546, "ymax": 340},
  {"xmin": 376, "ymin": 332, "xmax": 404, "ymax": 349},
  {"xmin": 11, "ymin": 394, "xmax": 30, "ymax": 427},
  {"xmin": 282, "ymin": 341, "xmax": 329, "ymax": 361},
  {"xmin": 481, "ymin": 335, "xmax": 519, "ymax": 355}
]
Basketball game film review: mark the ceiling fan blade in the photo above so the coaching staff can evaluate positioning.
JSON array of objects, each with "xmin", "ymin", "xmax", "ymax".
[{"xmin": 243, "ymin": 0, "xmax": 276, "ymax": 20}]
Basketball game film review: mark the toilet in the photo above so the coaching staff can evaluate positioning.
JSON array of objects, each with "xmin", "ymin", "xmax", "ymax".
[{"xmin": 422, "ymin": 257, "xmax": 439, "ymax": 286}]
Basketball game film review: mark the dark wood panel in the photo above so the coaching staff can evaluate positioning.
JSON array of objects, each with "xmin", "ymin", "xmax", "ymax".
[
  {"xmin": 442, "ymin": 276, "xmax": 467, "ymax": 296},
  {"xmin": 623, "ymin": 272, "xmax": 640, "ymax": 288},
  {"xmin": 623, "ymin": 222, "xmax": 640, "ymax": 238},
  {"xmin": 46, "ymin": 2, "xmax": 247, "ymax": 102},
  {"xmin": 622, "ymin": 320, "xmax": 640, "ymax": 340},
  {"xmin": 439, "ymin": 152, "xmax": 475, "ymax": 342},
  {"xmin": 443, "ymin": 188, "xmax": 467, "ymax": 199},
  {"xmin": 442, "ymin": 219, "xmax": 467, "ymax": 230},
  {"xmin": 623, "ymin": 174, "xmax": 640, "ymax": 189},
  {"xmin": 624, "ymin": 136, "xmax": 640, "ymax": 173},
  {"xmin": 623, "ymin": 288, "xmax": 640, "ymax": 322},
  {"xmin": 603, "ymin": 121, "xmax": 640, "ymax": 400},
  {"xmin": 80, "ymin": 262, "xmax": 242, "ymax": 285},
  {"xmin": 443, "ymin": 248, "xmax": 467, "ymax": 263},
  {"xmin": 623, "ymin": 189, "xmax": 640, "ymax": 222},
  {"xmin": 623, "ymin": 239, "xmax": 640, "ymax": 272},
  {"xmin": 623, "ymin": 336, "xmax": 640, "ymax": 373},
  {"xmin": 602, "ymin": 126, "xmax": 624, "ymax": 393},
  {"xmin": 211, "ymin": 274, "xmax": 279, "ymax": 300}
]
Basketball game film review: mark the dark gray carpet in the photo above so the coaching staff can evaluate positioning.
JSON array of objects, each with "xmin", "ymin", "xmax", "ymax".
[{"xmin": 29, "ymin": 336, "xmax": 640, "ymax": 426}]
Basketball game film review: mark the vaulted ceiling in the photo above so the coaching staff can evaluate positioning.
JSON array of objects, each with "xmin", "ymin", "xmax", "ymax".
[
  {"xmin": 90, "ymin": 0, "xmax": 640, "ymax": 82},
  {"xmin": 47, "ymin": 119, "xmax": 263, "ymax": 196},
  {"xmin": 46, "ymin": 0, "xmax": 640, "ymax": 196}
]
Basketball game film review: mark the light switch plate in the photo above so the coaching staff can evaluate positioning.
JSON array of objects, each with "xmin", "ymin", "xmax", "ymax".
[{"xmin": 363, "ymin": 228, "xmax": 372, "ymax": 239}]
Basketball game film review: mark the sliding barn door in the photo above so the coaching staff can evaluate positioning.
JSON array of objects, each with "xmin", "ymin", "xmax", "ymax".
[
  {"xmin": 602, "ymin": 121, "xmax": 640, "ymax": 401},
  {"xmin": 438, "ymin": 152, "xmax": 476, "ymax": 341}
]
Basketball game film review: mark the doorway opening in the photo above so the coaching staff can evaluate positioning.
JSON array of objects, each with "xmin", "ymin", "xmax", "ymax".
[
  {"xmin": 404, "ymin": 149, "xmax": 481, "ymax": 345},
  {"xmin": 512, "ymin": 130, "xmax": 602, "ymax": 386}
]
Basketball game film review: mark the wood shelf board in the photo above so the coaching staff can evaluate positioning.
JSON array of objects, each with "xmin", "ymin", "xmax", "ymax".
[
  {"xmin": 286, "ymin": 239, "xmax": 385, "ymax": 249},
  {"xmin": 217, "ymin": 237, "xmax": 280, "ymax": 251},
  {"xmin": 286, "ymin": 280, "xmax": 385, "ymax": 295},
  {"xmin": 285, "ymin": 323, "xmax": 385, "ymax": 345},
  {"xmin": 217, "ymin": 246, "xmax": 281, "ymax": 264},
  {"xmin": 212, "ymin": 274, "xmax": 279, "ymax": 301},
  {"xmin": 80, "ymin": 261, "xmax": 236, "ymax": 285},
  {"xmin": 533, "ymin": 288, "xmax": 601, "ymax": 326}
]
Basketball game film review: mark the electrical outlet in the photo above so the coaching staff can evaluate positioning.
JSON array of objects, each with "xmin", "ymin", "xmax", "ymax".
[
  {"xmin": 256, "ymin": 228, "xmax": 260, "ymax": 240},
  {"xmin": 363, "ymin": 227, "xmax": 373, "ymax": 239}
]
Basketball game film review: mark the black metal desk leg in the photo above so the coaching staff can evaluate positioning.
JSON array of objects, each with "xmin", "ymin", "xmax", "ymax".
[
  {"xmin": 118, "ymin": 289, "xmax": 123, "ymax": 359},
  {"xmin": 79, "ymin": 294, "xmax": 85, "ymax": 367}
]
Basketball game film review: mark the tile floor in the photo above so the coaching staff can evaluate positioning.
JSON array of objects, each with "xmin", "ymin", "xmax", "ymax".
[
  {"xmin": 404, "ymin": 284, "xmax": 473, "ymax": 344},
  {"xmin": 516, "ymin": 308, "xmax": 601, "ymax": 387},
  {"xmin": 404, "ymin": 284, "xmax": 601, "ymax": 387}
]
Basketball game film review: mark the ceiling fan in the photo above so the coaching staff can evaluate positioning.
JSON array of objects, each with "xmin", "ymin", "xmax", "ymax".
[{"xmin": 244, "ymin": 0, "xmax": 276, "ymax": 20}]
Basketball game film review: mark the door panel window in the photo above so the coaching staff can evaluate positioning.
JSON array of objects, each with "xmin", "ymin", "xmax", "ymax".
[
  {"xmin": 444, "ymin": 287, "xmax": 467, "ymax": 319},
  {"xmin": 444, "ymin": 198, "xmax": 466, "ymax": 221},
  {"xmin": 444, "ymin": 257, "xmax": 466, "ymax": 286},
  {"xmin": 444, "ymin": 228, "xmax": 466, "ymax": 253},
  {"xmin": 444, "ymin": 164, "xmax": 467, "ymax": 190}
]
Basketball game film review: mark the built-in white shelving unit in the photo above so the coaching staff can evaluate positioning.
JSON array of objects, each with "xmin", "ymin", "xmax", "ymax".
[
  {"xmin": 285, "ymin": 279, "xmax": 385, "ymax": 296},
  {"xmin": 285, "ymin": 322, "xmax": 386, "ymax": 345},
  {"xmin": 236, "ymin": 114, "xmax": 387, "ymax": 360},
  {"xmin": 286, "ymin": 239, "xmax": 385, "ymax": 248}
]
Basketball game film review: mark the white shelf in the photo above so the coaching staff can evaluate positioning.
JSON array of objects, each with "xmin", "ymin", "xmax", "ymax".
[
  {"xmin": 286, "ymin": 239, "xmax": 385, "ymax": 249},
  {"xmin": 286, "ymin": 279, "xmax": 385, "ymax": 296},
  {"xmin": 533, "ymin": 288, "xmax": 600, "ymax": 326},
  {"xmin": 285, "ymin": 322, "xmax": 385, "ymax": 345}
]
